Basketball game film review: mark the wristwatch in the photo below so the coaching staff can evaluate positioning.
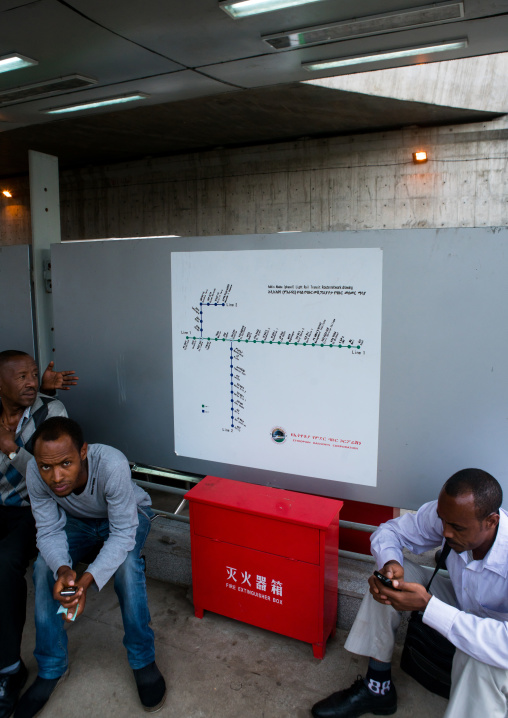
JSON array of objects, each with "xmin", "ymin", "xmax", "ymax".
[{"xmin": 8, "ymin": 448, "xmax": 19, "ymax": 460}]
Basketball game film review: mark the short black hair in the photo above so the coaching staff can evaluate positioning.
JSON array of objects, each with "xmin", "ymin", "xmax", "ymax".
[
  {"xmin": 443, "ymin": 468, "xmax": 502, "ymax": 520},
  {"xmin": 32, "ymin": 417, "xmax": 85, "ymax": 453},
  {"xmin": 0, "ymin": 350, "xmax": 32, "ymax": 372}
]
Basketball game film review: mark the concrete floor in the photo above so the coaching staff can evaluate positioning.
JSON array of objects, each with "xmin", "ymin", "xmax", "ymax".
[{"xmin": 20, "ymin": 570, "xmax": 449, "ymax": 718}]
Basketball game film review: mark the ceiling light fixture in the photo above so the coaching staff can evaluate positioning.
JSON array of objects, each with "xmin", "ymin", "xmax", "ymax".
[
  {"xmin": 263, "ymin": 2, "xmax": 464, "ymax": 50},
  {"xmin": 413, "ymin": 151, "xmax": 428, "ymax": 163},
  {"xmin": 219, "ymin": 0, "xmax": 326, "ymax": 19},
  {"xmin": 42, "ymin": 92, "xmax": 150, "ymax": 115},
  {"xmin": 302, "ymin": 39, "xmax": 468, "ymax": 71},
  {"xmin": 2, "ymin": 190, "xmax": 12, "ymax": 198},
  {"xmin": 0, "ymin": 53, "xmax": 38, "ymax": 74}
]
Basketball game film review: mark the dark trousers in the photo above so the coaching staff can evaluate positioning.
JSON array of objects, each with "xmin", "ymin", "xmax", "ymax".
[{"xmin": 0, "ymin": 505, "xmax": 37, "ymax": 670}]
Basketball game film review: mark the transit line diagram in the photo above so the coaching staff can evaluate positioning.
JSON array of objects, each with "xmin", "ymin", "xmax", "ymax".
[{"xmin": 171, "ymin": 248, "xmax": 383, "ymax": 487}]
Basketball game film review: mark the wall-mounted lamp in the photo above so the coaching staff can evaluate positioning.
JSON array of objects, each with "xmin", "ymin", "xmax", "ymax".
[
  {"xmin": 2, "ymin": 190, "xmax": 12, "ymax": 198},
  {"xmin": 412, "ymin": 151, "xmax": 428, "ymax": 163}
]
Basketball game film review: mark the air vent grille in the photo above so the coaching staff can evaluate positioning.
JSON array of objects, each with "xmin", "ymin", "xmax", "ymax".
[
  {"xmin": 0, "ymin": 75, "xmax": 97, "ymax": 106},
  {"xmin": 263, "ymin": 2, "xmax": 464, "ymax": 50}
]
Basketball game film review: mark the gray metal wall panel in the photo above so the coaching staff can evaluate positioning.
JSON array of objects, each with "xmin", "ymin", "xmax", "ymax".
[
  {"xmin": 51, "ymin": 228, "xmax": 508, "ymax": 509},
  {"xmin": 0, "ymin": 245, "xmax": 35, "ymax": 357}
]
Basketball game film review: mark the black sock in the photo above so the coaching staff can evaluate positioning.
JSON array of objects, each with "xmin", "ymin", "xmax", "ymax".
[{"xmin": 364, "ymin": 658, "xmax": 392, "ymax": 696}]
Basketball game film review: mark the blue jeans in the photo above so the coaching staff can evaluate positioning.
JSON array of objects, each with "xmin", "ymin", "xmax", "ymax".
[{"xmin": 32, "ymin": 510, "xmax": 155, "ymax": 678}]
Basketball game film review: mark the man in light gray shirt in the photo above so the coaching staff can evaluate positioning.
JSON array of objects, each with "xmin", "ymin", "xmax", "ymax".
[{"xmin": 14, "ymin": 417, "xmax": 166, "ymax": 717}]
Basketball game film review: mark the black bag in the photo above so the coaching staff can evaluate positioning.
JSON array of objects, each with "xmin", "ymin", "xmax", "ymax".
[{"xmin": 400, "ymin": 543, "xmax": 456, "ymax": 699}]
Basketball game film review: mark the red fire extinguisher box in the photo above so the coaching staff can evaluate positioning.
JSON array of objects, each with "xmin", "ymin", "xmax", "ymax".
[{"xmin": 185, "ymin": 476, "xmax": 343, "ymax": 658}]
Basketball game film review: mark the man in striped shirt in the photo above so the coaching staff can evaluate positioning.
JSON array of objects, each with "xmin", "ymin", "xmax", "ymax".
[{"xmin": 0, "ymin": 350, "xmax": 75, "ymax": 718}]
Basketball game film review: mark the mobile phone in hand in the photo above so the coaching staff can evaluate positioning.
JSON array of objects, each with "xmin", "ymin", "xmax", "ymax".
[
  {"xmin": 373, "ymin": 570, "xmax": 400, "ymax": 590},
  {"xmin": 60, "ymin": 587, "xmax": 77, "ymax": 597}
]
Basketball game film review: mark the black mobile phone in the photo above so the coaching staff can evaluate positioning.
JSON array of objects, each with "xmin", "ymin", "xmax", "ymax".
[
  {"xmin": 373, "ymin": 570, "xmax": 399, "ymax": 590},
  {"xmin": 60, "ymin": 587, "xmax": 77, "ymax": 597}
]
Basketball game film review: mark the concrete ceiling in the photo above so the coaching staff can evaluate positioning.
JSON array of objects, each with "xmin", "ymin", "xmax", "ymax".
[{"xmin": 0, "ymin": 0, "xmax": 507, "ymax": 177}]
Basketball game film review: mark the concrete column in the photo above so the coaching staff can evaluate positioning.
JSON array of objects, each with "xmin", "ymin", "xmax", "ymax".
[{"xmin": 29, "ymin": 150, "xmax": 61, "ymax": 370}]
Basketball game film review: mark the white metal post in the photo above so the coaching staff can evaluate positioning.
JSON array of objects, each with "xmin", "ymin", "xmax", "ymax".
[{"xmin": 28, "ymin": 150, "xmax": 61, "ymax": 370}]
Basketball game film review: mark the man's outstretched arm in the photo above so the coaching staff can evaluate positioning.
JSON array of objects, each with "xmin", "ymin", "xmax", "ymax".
[{"xmin": 40, "ymin": 361, "xmax": 79, "ymax": 393}]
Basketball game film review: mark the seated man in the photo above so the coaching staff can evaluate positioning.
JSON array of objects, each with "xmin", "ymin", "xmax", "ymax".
[
  {"xmin": 15, "ymin": 416, "xmax": 166, "ymax": 717},
  {"xmin": 0, "ymin": 350, "xmax": 73, "ymax": 718},
  {"xmin": 312, "ymin": 468, "xmax": 508, "ymax": 718}
]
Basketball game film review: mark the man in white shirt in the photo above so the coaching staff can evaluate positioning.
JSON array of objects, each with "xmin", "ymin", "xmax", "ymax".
[{"xmin": 311, "ymin": 468, "xmax": 507, "ymax": 718}]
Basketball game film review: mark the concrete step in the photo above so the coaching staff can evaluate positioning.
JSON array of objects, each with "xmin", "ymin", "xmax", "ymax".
[{"xmin": 143, "ymin": 517, "xmax": 428, "ymax": 638}]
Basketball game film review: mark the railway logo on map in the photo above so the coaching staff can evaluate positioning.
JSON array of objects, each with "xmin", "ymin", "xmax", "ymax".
[{"xmin": 271, "ymin": 427, "xmax": 287, "ymax": 444}]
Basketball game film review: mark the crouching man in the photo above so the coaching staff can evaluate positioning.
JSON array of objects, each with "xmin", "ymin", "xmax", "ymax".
[
  {"xmin": 14, "ymin": 417, "xmax": 166, "ymax": 717},
  {"xmin": 311, "ymin": 468, "xmax": 508, "ymax": 718}
]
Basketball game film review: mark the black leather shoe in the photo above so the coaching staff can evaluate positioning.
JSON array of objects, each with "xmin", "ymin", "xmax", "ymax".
[
  {"xmin": 0, "ymin": 661, "xmax": 28, "ymax": 718},
  {"xmin": 311, "ymin": 676, "xmax": 397, "ymax": 718},
  {"xmin": 133, "ymin": 661, "xmax": 166, "ymax": 713},
  {"xmin": 13, "ymin": 670, "xmax": 69, "ymax": 718}
]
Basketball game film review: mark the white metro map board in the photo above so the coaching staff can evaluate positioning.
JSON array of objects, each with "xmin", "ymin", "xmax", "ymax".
[{"xmin": 172, "ymin": 248, "xmax": 383, "ymax": 486}]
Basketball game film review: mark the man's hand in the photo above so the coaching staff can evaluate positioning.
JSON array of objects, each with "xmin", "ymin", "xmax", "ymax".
[
  {"xmin": 54, "ymin": 566, "xmax": 94, "ymax": 622},
  {"xmin": 0, "ymin": 425, "xmax": 18, "ymax": 456},
  {"xmin": 369, "ymin": 562, "xmax": 431, "ymax": 611},
  {"xmin": 41, "ymin": 362, "xmax": 79, "ymax": 392},
  {"xmin": 373, "ymin": 580, "xmax": 432, "ymax": 612},
  {"xmin": 369, "ymin": 560, "xmax": 404, "ymax": 602}
]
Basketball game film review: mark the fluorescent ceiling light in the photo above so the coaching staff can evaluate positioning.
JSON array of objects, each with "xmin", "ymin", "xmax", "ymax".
[
  {"xmin": 264, "ymin": 2, "xmax": 464, "ymax": 50},
  {"xmin": 0, "ymin": 53, "xmax": 38, "ymax": 74},
  {"xmin": 42, "ymin": 92, "xmax": 150, "ymax": 114},
  {"xmin": 220, "ymin": 0, "xmax": 326, "ymax": 19},
  {"xmin": 303, "ymin": 39, "xmax": 468, "ymax": 71}
]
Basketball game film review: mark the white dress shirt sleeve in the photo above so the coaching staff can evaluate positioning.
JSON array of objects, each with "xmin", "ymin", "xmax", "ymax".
[
  {"xmin": 370, "ymin": 500, "xmax": 444, "ymax": 569},
  {"xmin": 424, "ymin": 596, "xmax": 508, "ymax": 669}
]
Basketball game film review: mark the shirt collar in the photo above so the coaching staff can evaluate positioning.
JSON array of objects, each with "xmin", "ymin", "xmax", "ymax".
[
  {"xmin": 16, "ymin": 404, "xmax": 32, "ymax": 434},
  {"xmin": 458, "ymin": 509, "xmax": 508, "ymax": 578}
]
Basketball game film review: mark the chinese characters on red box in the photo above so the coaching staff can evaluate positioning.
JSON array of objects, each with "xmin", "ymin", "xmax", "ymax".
[{"xmin": 226, "ymin": 566, "xmax": 284, "ymax": 604}]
